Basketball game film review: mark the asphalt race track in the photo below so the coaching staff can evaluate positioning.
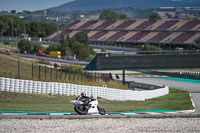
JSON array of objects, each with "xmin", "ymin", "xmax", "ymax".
[{"xmin": 125, "ymin": 76, "xmax": 200, "ymax": 114}]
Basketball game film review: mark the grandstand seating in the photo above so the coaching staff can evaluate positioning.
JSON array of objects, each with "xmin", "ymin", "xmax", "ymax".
[
  {"xmin": 126, "ymin": 20, "xmax": 144, "ymax": 30},
  {"xmin": 65, "ymin": 20, "xmax": 80, "ymax": 29},
  {"xmin": 69, "ymin": 31, "xmax": 80, "ymax": 38},
  {"xmin": 95, "ymin": 21, "xmax": 116, "ymax": 30},
  {"xmin": 134, "ymin": 20, "xmax": 156, "ymax": 30},
  {"xmin": 98, "ymin": 31, "xmax": 117, "ymax": 41},
  {"xmin": 185, "ymin": 33, "xmax": 200, "ymax": 44},
  {"xmin": 87, "ymin": 31, "xmax": 99, "ymax": 38},
  {"xmin": 106, "ymin": 32, "xmax": 128, "ymax": 42},
  {"xmin": 178, "ymin": 21, "xmax": 200, "ymax": 31},
  {"xmin": 106, "ymin": 21, "xmax": 124, "ymax": 30},
  {"xmin": 71, "ymin": 21, "xmax": 88, "ymax": 29},
  {"xmin": 48, "ymin": 20, "xmax": 200, "ymax": 46},
  {"xmin": 139, "ymin": 32, "xmax": 159, "ymax": 42},
  {"xmin": 147, "ymin": 21, "xmax": 165, "ymax": 30},
  {"xmin": 78, "ymin": 21, "xmax": 98, "ymax": 29},
  {"xmin": 117, "ymin": 32, "xmax": 138, "ymax": 42},
  {"xmin": 156, "ymin": 20, "xmax": 179, "ymax": 31},
  {"xmin": 88, "ymin": 21, "xmax": 105, "ymax": 29},
  {"xmin": 89, "ymin": 31, "xmax": 108, "ymax": 41},
  {"xmin": 58, "ymin": 30, "xmax": 72, "ymax": 39},
  {"xmin": 115, "ymin": 20, "xmax": 135, "ymax": 30},
  {"xmin": 127, "ymin": 32, "xmax": 149, "ymax": 42},
  {"xmin": 160, "ymin": 32, "xmax": 183, "ymax": 43},
  {"xmin": 168, "ymin": 21, "xmax": 188, "ymax": 31},
  {"xmin": 170, "ymin": 32, "xmax": 196, "ymax": 43},
  {"xmin": 149, "ymin": 32, "xmax": 171, "ymax": 43}
]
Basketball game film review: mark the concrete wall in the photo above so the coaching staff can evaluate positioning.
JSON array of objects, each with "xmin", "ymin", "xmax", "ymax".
[
  {"xmin": 96, "ymin": 53, "xmax": 200, "ymax": 70},
  {"xmin": 0, "ymin": 77, "xmax": 169, "ymax": 101},
  {"xmin": 128, "ymin": 81, "xmax": 162, "ymax": 90}
]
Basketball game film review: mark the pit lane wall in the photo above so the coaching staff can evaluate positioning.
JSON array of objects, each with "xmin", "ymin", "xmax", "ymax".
[{"xmin": 0, "ymin": 77, "xmax": 169, "ymax": 101}]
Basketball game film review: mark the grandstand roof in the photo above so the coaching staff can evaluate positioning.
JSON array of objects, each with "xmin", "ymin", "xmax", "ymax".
[{"xmin": 48, "ymin": 20, "xmax": 200, "ymax": 46}]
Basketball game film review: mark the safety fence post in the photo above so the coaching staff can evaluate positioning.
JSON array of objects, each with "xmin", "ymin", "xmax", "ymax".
[
  {"xmin": 38, "ymin": 65, "xmax": 41, "ymax": 80},
  {"xmin": 32, "ymin": 64, "xmax": 34, "ymax": 79},
  {"xmin": 18, "ymin": 60, "xmax": 20, "ymax": 79},
  {"xmin": 51, "ymin": 68, "xmax": 53, "ymax": 80},
  {"xmin": 45, "ymin": 65, "xmax": 47, "ymax": 79}
]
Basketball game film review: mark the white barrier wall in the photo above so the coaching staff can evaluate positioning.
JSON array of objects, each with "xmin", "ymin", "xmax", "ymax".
[{"xmin": 0, "ymin": 77, "xmax": 169, "ymax": 101}]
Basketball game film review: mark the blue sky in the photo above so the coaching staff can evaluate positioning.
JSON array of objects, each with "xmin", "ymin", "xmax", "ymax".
[{"xmin": 0, "ymin": 0, "xmax": 74, "ymax": 11}]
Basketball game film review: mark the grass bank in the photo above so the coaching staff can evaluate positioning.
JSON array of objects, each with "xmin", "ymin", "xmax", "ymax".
[
  {"xmin": 0, "ymin": 88, "xmax": 193, "ymax": 112},
  {"xmin": 0, "ymin": 53, "xmax": 128, "ymax": 90}
]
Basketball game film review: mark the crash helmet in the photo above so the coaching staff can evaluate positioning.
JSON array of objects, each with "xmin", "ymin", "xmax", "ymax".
[{"xmin": 81, "ymin": 92, "xmax": 86, "ymax": 96}]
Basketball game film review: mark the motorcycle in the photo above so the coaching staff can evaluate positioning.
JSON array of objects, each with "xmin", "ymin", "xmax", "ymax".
[{"xmin": 70, "ymin": 99, "xmax": 106, "ymax": 115}]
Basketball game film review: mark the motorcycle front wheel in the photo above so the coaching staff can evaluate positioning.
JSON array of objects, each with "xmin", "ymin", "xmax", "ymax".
[
  {"xmin": 97, "ymin": 106, "xmax": 106, "ymax": 115},
  {"xmin": 74, "ymin": 104, "xmax": 88, "ymax": 115}
]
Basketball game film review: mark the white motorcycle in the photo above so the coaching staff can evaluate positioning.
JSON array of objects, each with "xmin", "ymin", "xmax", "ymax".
[{"xmin": 70, "ymin": 99, "xmax": 106, "ymax": 115}]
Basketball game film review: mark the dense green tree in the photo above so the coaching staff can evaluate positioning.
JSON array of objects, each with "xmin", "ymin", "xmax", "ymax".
[
  {"xmin": 119, "ymin": 14, "xmax": 128, "ymax": 20},
  {"xmin": 31, "ymin": 43, "xmax": 43, "ymax": 54},
  {"xmin": 59, "ymin": 35, "xmax": 68, "ymax": 47},
  {"xmin": 71, "ymin": 32, "xmax": 95, "ymax": 60},
  {"xmin": 101, "ymin": 47, "xmax": 107, "ymax": 52},
  {"xmin": 99, "ymin": 10, "xmax": 128, "ymax": 20},
  {"xmin": 46, "ymin": 36, "xmax": 70, "ymax": 56},
  {"xmin": 57, "ymin": 36, "xmax": 69, "ymax": 56},
  {"xmin": 149, "ymin": 13, "xmax": 161, "ymax": 20},
  {"xmin": 25, "ymin": 22, "xmax": 31, "ymax": 35},
  {"xmin": 0, "ymin": 20, "xmax": 5, "ymax": 35},
  {"xmin": 0, "ymin": 15, "xmax": 11, "ymax": 36},
  {"xmin": 46, "ymin": 44, "xmax": 59, "ymax": 54},
  {"xmin": 13, "ymin": 17, "xmax": 26, "ymax": 36},
  {"xmin": 17, "ymin": 39, "xmax": 32, "ymax": 53},
  {"xmin": 0, "ymin": 15, "xmax": 56, "ymax": 38},
  {"xmin": 40, "ymin": 22, "xmax": 56, "ymax": 36},
  {"xmin": 71, "ymin": 41, "xmax": 94, "ymax": 60},
  {"xmin": 139, "ymin": 43, "xmax": 162, "ymax": 51},
  {"xmin": 46, "ymin": 32, "xmax": 95, "ymax": 61},
  {"xmin": 29, "ymin": 21, "xmax": 41, "ymax": 37},
  {"xmin": 71, "ymin": 41, "xmax": 84, "ymax": 58},
  {"xmin": 72, "ymin": 32, "xmax": 88, "ymax": 45}
]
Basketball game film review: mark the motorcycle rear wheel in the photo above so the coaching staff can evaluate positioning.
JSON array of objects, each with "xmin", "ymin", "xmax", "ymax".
[
  {"xmin": 74, "ymin": 104, "xmax": 88, "ymax": 115},
  {"xmin": 97, "ymin": 106, "xmax": 106, "ymax": 115}
]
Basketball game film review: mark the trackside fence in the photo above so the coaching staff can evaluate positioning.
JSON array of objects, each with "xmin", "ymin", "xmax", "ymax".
[
  {"xmin": 0, "ymin": 56, "xmax": 112, "ymax": 82},
  {"xmin": 0, "ymin": 77, "xmax": 169, "ymax": 101}
]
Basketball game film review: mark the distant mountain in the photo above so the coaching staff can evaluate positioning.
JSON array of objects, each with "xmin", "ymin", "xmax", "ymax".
[{"xmin": 49, "ymin": 0, "xmax": 200, "ymax": 12}]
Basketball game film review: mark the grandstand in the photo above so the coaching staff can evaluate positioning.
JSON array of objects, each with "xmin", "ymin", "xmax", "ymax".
[{"xmin": 47, "ymin": 20, "xmax": 200, "ymax": 49}]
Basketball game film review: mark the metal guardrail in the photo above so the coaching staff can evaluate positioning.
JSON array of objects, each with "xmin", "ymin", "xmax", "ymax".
[
  {"xmin": 104, "ymin": 50, "xmax": 200, "ymax": 56},
  {"xmin": 151, "ymin": 70, "xmax": 200, "ymax": 80},
  {"xmin": 0, "ymin": 38, "xmax": 55, "ymax": 45},
  {"xmin": 11, "ymin": 53, "xmax": 89, "ymax": 66}
]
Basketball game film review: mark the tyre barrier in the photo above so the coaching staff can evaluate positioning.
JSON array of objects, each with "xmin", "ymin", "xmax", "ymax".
[{"xmin": 0, "ymin": 77, "xmax": 169, "ymax": 101}]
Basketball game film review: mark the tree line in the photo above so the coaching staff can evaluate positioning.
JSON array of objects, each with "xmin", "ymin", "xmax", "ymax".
[
  {"xmin": 17, "ymin": 32, "xmax": 95, "ymax": 61},
  {"xmin": 99, "ymin": 10, "xmax": 128, "ymax": 20},
  {"xmin": 0, "ymin": 15, "xmax": 56, "ymax": 38},
  {"xmin": 99, "ymin": 10, "xmax": 161, "ymax": 20},
  {"xmin": 47, "ymin": 32, "xmax": 95, "ymax": 61}
]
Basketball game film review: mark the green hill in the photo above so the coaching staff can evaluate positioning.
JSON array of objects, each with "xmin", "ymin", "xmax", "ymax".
[{"xmin": 49, "ymin": 0, "xmax": 200, "ymax": 12}]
